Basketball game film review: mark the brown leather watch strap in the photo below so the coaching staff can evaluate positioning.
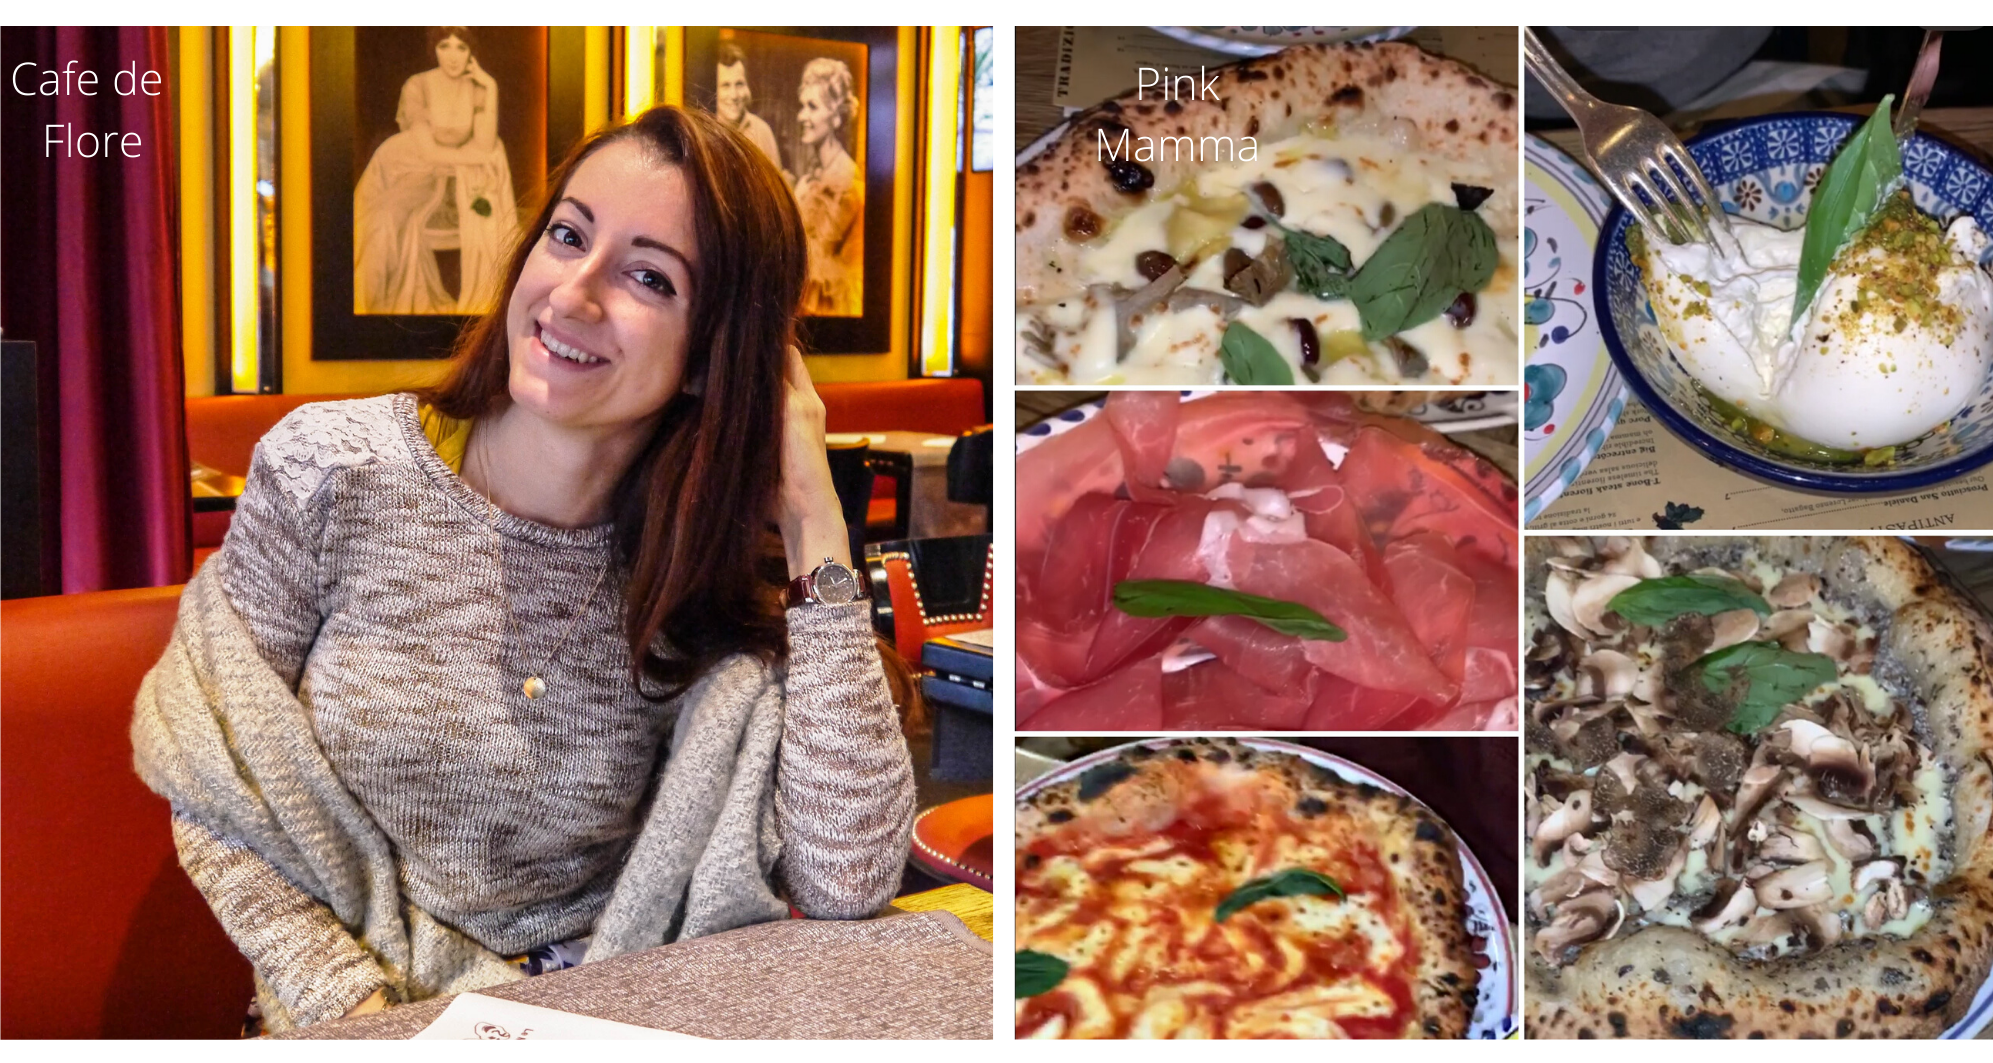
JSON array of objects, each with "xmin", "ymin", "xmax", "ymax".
[
  {"xmin": 785, "ymin": 564, "xmax": 871, "ymax": 608},
  {"xmin": 785, "ymin": 573, "xmax": 815, "ymax": 609}
]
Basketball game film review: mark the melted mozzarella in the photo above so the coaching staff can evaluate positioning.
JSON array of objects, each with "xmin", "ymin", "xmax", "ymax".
[{"xmin": 1019, "ymin": 130, "xmax": 1516, "ymax": 385}]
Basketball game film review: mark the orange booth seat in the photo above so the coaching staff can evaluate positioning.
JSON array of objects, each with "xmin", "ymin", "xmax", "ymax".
[
  {"xmin": 1, "ymin": 586, "xmax": 253, "ymax": 1038},
  {"xmin": 185, "ymin": 378, "xmax": 987, "ymax": 553}
]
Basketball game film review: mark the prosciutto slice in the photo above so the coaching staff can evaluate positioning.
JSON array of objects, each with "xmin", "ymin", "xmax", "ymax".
[{"xmin": 1017, "ymin": 391, "xmax": 1517, "ymax": 731}]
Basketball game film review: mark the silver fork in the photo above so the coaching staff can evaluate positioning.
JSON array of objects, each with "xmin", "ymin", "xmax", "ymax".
[{"xmin": 1524, "ymin": 28, "xmax": 1732, "ymax": 246}]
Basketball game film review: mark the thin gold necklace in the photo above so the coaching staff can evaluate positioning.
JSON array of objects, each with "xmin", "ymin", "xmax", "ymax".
[{"xmin": 474, "ymin": 431, "xmax": 613, "ymax": 700}]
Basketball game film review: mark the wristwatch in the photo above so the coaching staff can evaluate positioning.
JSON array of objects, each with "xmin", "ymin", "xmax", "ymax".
[{"xmin": 786, "ymin": 557, "xmax": 869, "ymax": 608}]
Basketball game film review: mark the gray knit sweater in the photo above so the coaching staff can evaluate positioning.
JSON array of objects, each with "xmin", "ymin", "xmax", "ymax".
[{"xmin": 151, "ymin": 393, "xmax": 915, "ymax": 1027}]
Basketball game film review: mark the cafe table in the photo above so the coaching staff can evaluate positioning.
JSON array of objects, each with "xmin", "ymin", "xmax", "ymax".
[
  {"xmin": 828, "ymin": 430, "xmax": 988, "ymax": 539},
  {"xmin": 281, "ymin": 901, "xmax": 993, "ymax": 1039}
]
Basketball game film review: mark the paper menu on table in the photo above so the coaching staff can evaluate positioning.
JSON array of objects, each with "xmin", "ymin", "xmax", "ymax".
[
  {"xmin": 1532, "ymin": 401, "xmax": 1993, "ymax": 531},
  {"xmin": 945, "ymin": 629, "xmax": 995, "ymax": 650},
  {"xmin": 411, "ymin": 993, "xmax": 698, "ymax": 1040}
]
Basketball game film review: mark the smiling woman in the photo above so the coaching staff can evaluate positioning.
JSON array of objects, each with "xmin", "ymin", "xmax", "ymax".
[{"xmin": 130, "ymin": 105, "xmax": 921, "ymax": 1033}]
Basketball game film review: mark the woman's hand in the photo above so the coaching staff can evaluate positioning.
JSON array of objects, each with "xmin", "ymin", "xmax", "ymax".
[
  {"xmin": 343, "ymin": 987, "xmax": 388, "ymax": 1019},
  {"xmin": 466, "ymin": 56, "xmax": 497, "ymax": 94},
  {"xmin": 775, "ymin": 344, "xmax": 852, "ymax": 579}
]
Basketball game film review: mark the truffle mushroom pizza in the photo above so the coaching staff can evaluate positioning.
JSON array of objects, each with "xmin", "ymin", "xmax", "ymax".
[
  {"xmin": 1016, "ymin": 41, "xmax": 1518, "ymax": 386},
  {"xmin": 1525, "ymin": 537, "xmax": 1993, "ymax": 1038}
]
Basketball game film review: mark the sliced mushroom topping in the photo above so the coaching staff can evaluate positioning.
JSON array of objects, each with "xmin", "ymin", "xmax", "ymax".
[
  {"xmin": 1789, "ymin": 904, "xmax": 1843, "ymax": 949},
  {"xmin": 1852, "ymin": 859, "xmax": 1900, "ymax": 892},
  {"xmin": 1626, "ymin": 845, "xmax": 1687, "ymax": 912},
  {"xmin": 1862, "ymin": 879, "xmax": 1911, "ymax": 929},
  {"xmin": 1767, "ymin": 573, "xmax": 1821, "ymax": 608},
  {"xmin": 1806, "ymin": 618, "xmax": 1857, "ymax": 662},
  {"xmin": 1598, "ymin": 537, "xmax": 1664, "ymax": 579},
  {"xmin": 1764, "ymin": 608, "xmax": 1816, "ymax": 650},
  {"xmin": 1545, "ymin": 571, "xmax": 1585, "ymax": 638},
  {"xmin": 1707, "ymin": 608, "xmax": 1762, "ymax": 652},
  {"xmin": 1579, "ymin": 649, "xmax": 1640, "ymax": 700},
  {"xmin": 1527, "ymin": 542, "xmax": 1946, "ymax": 967},
  {"xmin": 1732, "ymin": 764, "xmax": 1786, "ymax": 826},
  {"xmin": 1549, "ymin": 537, "xmax": 1592, "ymax": 559},
  {"xmin": 1735, "ymin": 910, "xmax": 1805, "ymax": 954},
  {"xmin": 1530, "ymin": 849, "xmax": 1619, "ymax": 919},
  {"xmin": 1782, "ymin": 793, "xmax": 1869, "ymax": 820},
  {"xmin": 1783, "ymin": 719, "xmax": 1876, "ymax": 805},
  {"xmin": 1757, "ymin": 827, "xmax": 1826, "ymax": 864},
  {"xmin": 1822, "ymin": 818, "xmax": 1877, "ymax": 861},
  {"xmin": 1753, "ymin": 860, "xmax": 1834, "ymax": 909},
  {"xmin": 1570, "ymin": 573, "xmax": 1642, "ymax": 639},
  {"xmin": 1687, "ymin": 795, "xmax": 1722, "ymax": 849},
  {"xmin": 1534, "ymin": 891, "xmax": 1625, "ymax": 965},
  {"xmin": 1862, "ymin": 889, "xmax": 1889, "ymax": 931},
  {"xmin": 1693, "ymin": 879, "xmax": 1759, "ymax": 934},
  {"xmin": 1532, "ymin": 790, "xmax": 1597, "ymax": 865}
]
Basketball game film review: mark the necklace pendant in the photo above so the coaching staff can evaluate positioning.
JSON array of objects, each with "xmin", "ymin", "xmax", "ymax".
[{"xmin": 522, "ymin": 676, "xmax": 547, "ymax": 699}]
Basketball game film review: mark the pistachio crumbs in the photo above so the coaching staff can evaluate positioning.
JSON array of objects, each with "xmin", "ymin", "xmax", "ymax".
[{"xmin": 1831, "ymin": 189, "xmax": 1963, "ymax": 343}]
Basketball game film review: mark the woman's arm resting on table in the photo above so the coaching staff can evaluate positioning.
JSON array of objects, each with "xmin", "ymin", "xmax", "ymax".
[
  {"xmin": 172, "ymin": 815, "xmax": 389, "ymax": 1026},
  {"xmin": 775, "ymin": 602, "xmax": 917, "ymax": 918}
]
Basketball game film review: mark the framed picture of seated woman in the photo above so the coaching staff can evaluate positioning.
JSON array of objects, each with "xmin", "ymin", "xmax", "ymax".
[
  {"xmin": 306, "ymin": 27, "xmax": 586, "ymax": 361},
  {"xmin": 679, "ymin": 27, "xmax": 900, "ymax": 355}
]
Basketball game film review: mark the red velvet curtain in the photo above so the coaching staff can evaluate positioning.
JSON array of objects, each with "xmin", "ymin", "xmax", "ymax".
[{"xmin": 0, "ymin": 27, "xmax": 189, "ymax": 592}]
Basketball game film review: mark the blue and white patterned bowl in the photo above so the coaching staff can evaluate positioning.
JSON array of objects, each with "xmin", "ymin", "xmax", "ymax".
[{"xmin": 1595, "ymin": 112, "xmax": 1993, "ymax": 493}]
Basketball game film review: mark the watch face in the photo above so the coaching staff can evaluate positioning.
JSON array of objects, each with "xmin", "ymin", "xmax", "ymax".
[{"xmin": 812, "ymin": 563, "xmax": 862, "ymax": 606}]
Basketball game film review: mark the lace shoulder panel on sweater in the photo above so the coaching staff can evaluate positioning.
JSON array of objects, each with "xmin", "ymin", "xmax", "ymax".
[{"xmin": 256, "ymin": 394, "xmax": 416, "ymax": 510}]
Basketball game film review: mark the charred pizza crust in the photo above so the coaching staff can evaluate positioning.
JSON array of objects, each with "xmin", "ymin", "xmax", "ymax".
[
  {"xmin": 1017, "ymin": 737, "xmax": 1481, "ymax": 1037},
  {"xmin": 1524, "ymin": 537, "xmax": 1993, "ymax": 1038},
  {"xmin": 1016, "ymin": 41, "xmax": 1516, "ymax": 304}
]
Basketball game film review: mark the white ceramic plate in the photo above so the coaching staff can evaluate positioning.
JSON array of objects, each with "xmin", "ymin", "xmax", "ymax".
[
  {"xmin": 1016, "ymin": 737, "xmax": 1519, "ymax": 1039},
  {"xmin": 1522, "ymin": 135, "xmax": 1626, "ymax": 525}
]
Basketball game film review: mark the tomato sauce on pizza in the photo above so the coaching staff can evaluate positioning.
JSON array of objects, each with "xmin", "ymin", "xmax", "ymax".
[{"xmin": 1016, "ymin": 740, "xmax": 1478, "ymax": 1039}]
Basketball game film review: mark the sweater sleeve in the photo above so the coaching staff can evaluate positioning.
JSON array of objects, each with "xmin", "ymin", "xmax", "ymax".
[
  {"xmin": 172, "ymin": 814, "xmax": 387, "ymax": 1026},
  {"xmin": 215, "ymin": 438, "xmax": 329, "ymax": 689},
  {"xmin": 773, "ymin": 602, "xmax": 917, "ymax": 917}
]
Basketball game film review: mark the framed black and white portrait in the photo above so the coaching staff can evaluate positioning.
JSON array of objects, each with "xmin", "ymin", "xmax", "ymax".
[
  {"xmin": 679, "ymin": 27, "xmax": 900, "ymax": 354},
  {"xmin": 305, "ymin": 27, "xmax": 585, "ymax": 361}
]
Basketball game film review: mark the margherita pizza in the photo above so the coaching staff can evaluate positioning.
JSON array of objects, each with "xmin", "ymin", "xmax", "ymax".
[
  {"xmin": 1015, "ymin": 739, "xmax": 1481, "ymax": 1038},
  {"xmin": 1525, "ymin": 536, "xmax": 1993, "ymax": 1038},
  {"xmin": 1016, "ymin": 41, "xmax": 1518, "ymax": 386}
]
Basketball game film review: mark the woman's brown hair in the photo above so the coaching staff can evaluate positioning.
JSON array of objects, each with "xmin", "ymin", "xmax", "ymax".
[{"xmin": 420, "ymin": 105, "xmax": 818, "ymax": 701}]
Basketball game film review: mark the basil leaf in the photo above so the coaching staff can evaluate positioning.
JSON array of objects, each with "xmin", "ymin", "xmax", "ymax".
[
  {"xmin": 1113, "ymin": 579, "xmax": 1345, "ymax": 641},
  {"xmin": 1217, "ymin": 322, "xmax": 1295, "ymax": 386},
  {"xmin": 1350, "ymin": 203, "xmax": 1498, "ymax": 341},
  {"xmin": 1693, "ymin": 641, "xmax": 1838, "ymax": 735},
  {"xmin": 1215, "ymin": 868, "xmax": 1346, "ymax": 922},
  {"xmin": 1284, "ymin": 226, "xmax": 1353, "ymax": 298},
  {"xmin": 1607, "ymin": 575, "xmax": 1772, "ymax": 626},
  {"xmin": 1792, "ymin": 96, "xmax": 1902, "ymax": 327},
  {"xmin": 1015, "ymin": 949, "xmax": 1069, "ymax": 998}
]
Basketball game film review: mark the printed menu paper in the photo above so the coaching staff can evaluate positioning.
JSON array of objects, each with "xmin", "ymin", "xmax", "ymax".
[
  {"xmin": 411, "ymin": 993, "xmax": 698, "ymax": 1040},
  {"xmin": 1533, "ymin": 401, "xmax": 1993, "ymax": 531}
]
